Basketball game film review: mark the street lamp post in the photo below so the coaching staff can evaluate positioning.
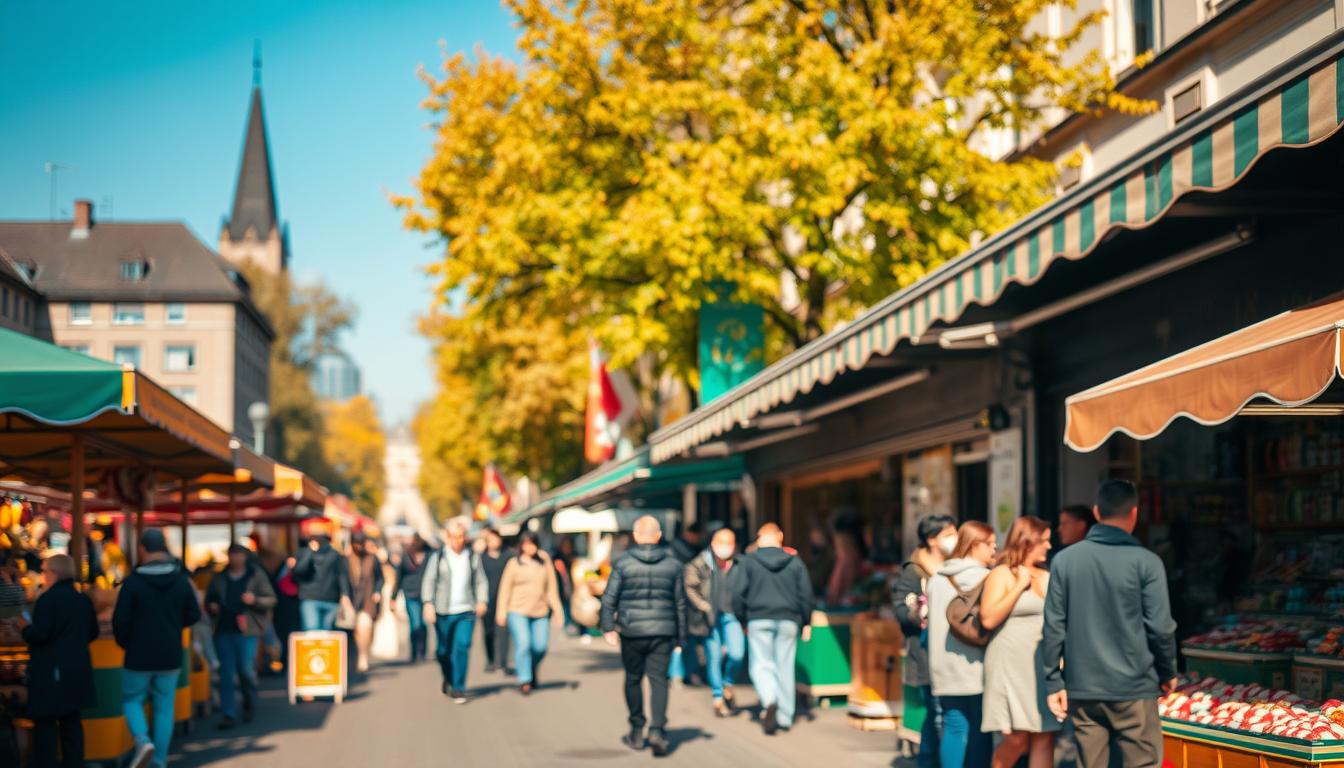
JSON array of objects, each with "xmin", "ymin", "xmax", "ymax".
[{"xmin": 248, "ymin": 401, "xmax": 270, "ymax": 455}]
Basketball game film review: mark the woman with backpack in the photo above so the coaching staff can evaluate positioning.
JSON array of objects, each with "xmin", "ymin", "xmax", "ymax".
[
  {"xmin": 893, "ymin": 514, "xmax": 958, "ymax": 767},
  {"xmin": 926, "ymin": 521, "xmax": 996, "ymax": 768},
  {"xmin": 979, "ymin": 516, "xmax": 1058, "ymax": 768}
]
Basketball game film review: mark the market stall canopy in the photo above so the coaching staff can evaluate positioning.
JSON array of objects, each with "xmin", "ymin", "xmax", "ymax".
[
  {"xmin": 0, "ymin": 327, "xmax": 234, "ymax": 486},
  {"xmin": 650, "ymin": 39, "xmax": 1344, "ymax": 463},
  {"xmin": 273, "ymin": 463, "xmax": 327, "ymax": 508},
  {"xmin": 187, "ymin": 440, "xmax": 276, "ymax": 495},
  {"xmin": 1065, "ymin": 295, "xmax": 1344, "ymax": 452},
  {"xmin": 501, "ymin": 447, "xmax": 744, "ymax": 525}
]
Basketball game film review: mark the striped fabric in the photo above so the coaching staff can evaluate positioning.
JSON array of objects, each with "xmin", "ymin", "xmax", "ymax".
[{"xmin": 650, "ymin": 48, "xmax": 1344, "ymax": 464}]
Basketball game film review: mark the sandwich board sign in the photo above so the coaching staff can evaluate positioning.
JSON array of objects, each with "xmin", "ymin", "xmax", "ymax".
[{"xmin": 288, "ymin": 630, "xmax": 346, "ymax": 704}]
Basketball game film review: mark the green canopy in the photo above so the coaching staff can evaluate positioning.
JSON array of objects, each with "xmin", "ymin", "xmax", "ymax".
[
  {"xmin": 503, "ymin": 447, "xmax": 744, "ymax": 525},
  {"xmin": 0, "ymin": 326, "xmax": 128, "ymax": 424}
]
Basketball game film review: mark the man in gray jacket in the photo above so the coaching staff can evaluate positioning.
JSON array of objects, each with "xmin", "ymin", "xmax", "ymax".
[
  {"xmin": 421, "ymin": 518, "xmax": 489, "ymax": 703},
  {"xmin": 1041, "ymin": 480, "xmax": 1178, "ymax": 768}
]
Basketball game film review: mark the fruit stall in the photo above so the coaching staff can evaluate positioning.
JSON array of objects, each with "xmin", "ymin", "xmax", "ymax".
[{"xmin": 1061, "ymin": 299, "xmax": 1344, "ymax": 766}]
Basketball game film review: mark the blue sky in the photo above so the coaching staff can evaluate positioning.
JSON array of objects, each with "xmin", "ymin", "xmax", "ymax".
[{"xmin": 0, "ymin": 0, "xmax": 518, "ymax": 426}]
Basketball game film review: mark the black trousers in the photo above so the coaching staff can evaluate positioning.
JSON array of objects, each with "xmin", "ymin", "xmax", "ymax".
[
  {"xmin": 620, "ymin": 635, "xmax": 673, "ymax": 732},
  {"xmin": 32, "ymin": 711, "xmax": 82, "ymax": 768},
  {"xmin": 482, "ymin": 603, "xmax": 508, "ymax": 668}
]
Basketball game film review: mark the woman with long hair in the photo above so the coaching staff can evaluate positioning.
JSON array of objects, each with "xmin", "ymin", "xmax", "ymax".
[
  {"xmin": 495, "ymin": 531, "xmax": 564, "ymax": 694},
  {"xmin": 979, "ymin": 516, "xmax": 1058, "ymax": 768},
  {"xmin": 926, "ymin": 521, "xmax": 997, "ymax": 768}
]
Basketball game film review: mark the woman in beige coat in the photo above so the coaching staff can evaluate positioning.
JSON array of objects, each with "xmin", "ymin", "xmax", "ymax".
[{"xmin": 495, "ymin": 531, "xmax": 564, "ymax": 694}]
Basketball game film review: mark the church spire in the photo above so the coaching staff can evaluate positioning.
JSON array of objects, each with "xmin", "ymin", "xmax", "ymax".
[{"xmin": 223, "ymin": 48, "xmax": 281, "ymax": 253}]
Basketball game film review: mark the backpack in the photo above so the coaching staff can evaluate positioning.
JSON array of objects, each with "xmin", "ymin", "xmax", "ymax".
[{"xmin": 944, "ymin": 575, "xmax": 992, "ymax": 647}]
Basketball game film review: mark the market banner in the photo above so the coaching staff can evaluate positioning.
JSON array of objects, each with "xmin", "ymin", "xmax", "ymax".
[
  {"xmin": 475, "ymin": 463, "xmax": 511, "ymax": 522},
  {"xmin": 698, "ymin": 286, "xmax": 765, "ymax": 404}
]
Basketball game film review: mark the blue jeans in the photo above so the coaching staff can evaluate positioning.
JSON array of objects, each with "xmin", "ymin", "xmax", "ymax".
[
  {"xmin": 704, "ymin": 613, "xmax": 746, "ymax": 700},
  {"xmin": 940, "ymin": 694, "xmax": 990, "ymax": 768},
  {"xmin": 214, "ymin": 633, "xmax": 258, "ymax": 720},
  {"xmin": 506, "ymin": 612, "xmax": 551, "ymax": 685},
  {"xmin": 918, "ymin": 685, "xmax": 942, "ymax": 768},
  {"xmin": 668, "ymin": 641, "xmax": 701, "ymax": 682},
  {"xmin": 300, "ymin": 599, "xmax": 338, "ymax": 631},
  {"xmin": 405, "ymin": 598, "xmax": 427, "ymax": 661},
  {"xmin": 746, "ymin": 619, "xmax": 799, "ymax": 727},
  {"xmin": 434, "ymin": 611, "xmax": 476, "ymax": 691},
  {"xmin": 122, "ymin": 669, "xmax": 177, "ymax": 766}
]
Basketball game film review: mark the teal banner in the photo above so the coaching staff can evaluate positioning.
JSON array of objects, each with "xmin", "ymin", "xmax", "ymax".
[{"xmin": 698, "ymin": 287, "xmax": 764, "ymax": 403}]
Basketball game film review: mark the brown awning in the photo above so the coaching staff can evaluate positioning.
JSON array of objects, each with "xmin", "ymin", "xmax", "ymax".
[{"xmin": 1065, "ymin": 296, "xmax": 1344, "ymax": 452}]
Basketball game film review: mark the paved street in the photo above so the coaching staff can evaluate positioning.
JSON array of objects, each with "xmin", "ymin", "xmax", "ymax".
[{"xmin": 174, "ymin": 633, "xmax": 903, "ymax": 767}]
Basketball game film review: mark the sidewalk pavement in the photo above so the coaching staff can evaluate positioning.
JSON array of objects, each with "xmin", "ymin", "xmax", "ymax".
[{"xmin": 173, "ymin": 633, "xmax": 908, "ymax": 767}]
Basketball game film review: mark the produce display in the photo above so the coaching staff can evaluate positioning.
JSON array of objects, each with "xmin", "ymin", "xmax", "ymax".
[
  {"xmin": 1160, "ymin": 676, "xmax": 1344, "ymax": 742},
  {"xmin": 1184, "ymin": 619, "xmax": 1311, "ymax": 652},
  {"xmin": 1304, "ymin": 626, "xmax": 1344, "ymax": 659}
]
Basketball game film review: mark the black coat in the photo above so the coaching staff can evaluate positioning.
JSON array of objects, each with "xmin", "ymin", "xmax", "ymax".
[
  {"xmin": 22, "ymin": 580, "xmax": 99, "ymax": 717},
  {"xmin": 292, "ymin": 541, "xmax": 351, "ymax": 603},
  {"xmin": 731, "ymin": 547, "xmax": 814, "ymax": 627},
  {"xmin": 205, "ymin": 565, "xmax": 278, "ymax": 637},
  {"xmin": 112, "ymin": 560, "xmax": 202, "ymax": 672},
  {"xmin": 600, "ymin": 544, "xmax": 687, "ymax": 644},
  {"xmin": 891, "ymin": 560, "xmax": 934, "ymax": 687}
]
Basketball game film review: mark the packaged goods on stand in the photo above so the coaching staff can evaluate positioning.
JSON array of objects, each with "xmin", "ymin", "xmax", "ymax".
[
  {"xmin": 1160, "ymin": 676, "xmax": 1344, "ymax": 742},
  {"xmin": 1184, "ymin": 619, "xmax": 1313, "ymax": 652}
]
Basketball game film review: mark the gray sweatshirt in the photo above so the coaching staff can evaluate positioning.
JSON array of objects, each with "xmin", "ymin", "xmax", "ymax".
[{"xmin": 926, "ymin": 557, "xmax": 990, "ymax": 697}]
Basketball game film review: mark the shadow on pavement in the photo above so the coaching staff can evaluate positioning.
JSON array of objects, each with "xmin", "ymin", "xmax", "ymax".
[{"xmin": 663, "ymin": 726, "xmax": 712, "ymax": 754}]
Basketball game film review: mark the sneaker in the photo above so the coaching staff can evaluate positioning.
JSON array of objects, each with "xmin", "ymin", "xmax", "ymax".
[
  {"xmin": 441, "ymin": 679, "xmax": 450, "ymax": 696},
  {"xmin": 485, "ymin": 663, "xmax": 499, "ymax": 673},
  {"xmin": 129, "ymin": 741, "xmax": 155, "ymax": 768},
  {"xmin": 217, "ymin": 716, "xmax": 237, "ymax": 730},
  {"xmin": 647, "ymin": 729, "xmax": 669, "ymax": 757},
  {"xmin": 762, "ymin": 703, "xmax": 779, "ymax": 735},
  {"xmin": 451, "ymin": 689, "xmax": 468, "ymax": 704},
  {"xmin": 621, "ymin": 727, "xmax": 646, "ymax": 751},
  {"xmin": 520, "ymin": 683, "xmax": 533, "ymax": 696},
  {"xmin": 713, "ymin": 698, "xmax": 731, "ymax": 718}
]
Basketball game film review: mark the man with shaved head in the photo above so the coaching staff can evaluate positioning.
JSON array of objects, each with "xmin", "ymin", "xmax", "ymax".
[
  {"xmin": 731, "ymin": 522, "xmax": 814, "ymax": 735},
  {"xmin": 600, "ymin": 515, "xmax": 688, "ymax": 757}
]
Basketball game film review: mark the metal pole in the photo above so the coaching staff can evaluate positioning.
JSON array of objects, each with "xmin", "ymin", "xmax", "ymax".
[
  {"xmin": 228, "ymin": 488, "xmax": 237, "ymax": 546},
  {"xmin": 179, "ymin": 477, "xmax": 190, "ymax": 566},
  {"xmin": 70, "ymin": 434, "xmax": 85, "ymax": 579}
]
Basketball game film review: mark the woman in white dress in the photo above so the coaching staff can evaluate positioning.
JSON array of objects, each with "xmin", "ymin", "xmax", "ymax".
[{"xmin": 979, "ymin": 516, "xmax": 1058, "ymax": 768}]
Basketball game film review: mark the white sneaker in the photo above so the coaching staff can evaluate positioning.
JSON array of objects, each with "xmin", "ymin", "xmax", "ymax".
[{"xmin": 129, "ymin": 741, "xmax": 155, "ymax": 768}]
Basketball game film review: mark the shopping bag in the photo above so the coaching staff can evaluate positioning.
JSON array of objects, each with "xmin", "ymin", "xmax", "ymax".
[{"xmin": 370, "ymin": 600, "xmax": 404, "ymax": 661}]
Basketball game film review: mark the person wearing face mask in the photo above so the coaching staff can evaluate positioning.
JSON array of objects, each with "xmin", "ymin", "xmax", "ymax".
[
  {"xmin": 684, "ymin": 527, "xmax": 746, "ymax": 717},
  {"xmin": 979, "ymin": 516, "xmax": 1058, "ymax": 768},
  {"xmin": 927, "ymin": 521, "xmax": 997, "ymax": 768},
  {"xmin": 893, "ymin": 514, "xmax": 957, "ymax": 767}
]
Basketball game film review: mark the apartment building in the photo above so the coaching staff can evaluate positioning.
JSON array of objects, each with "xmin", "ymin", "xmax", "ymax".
[
  {"xmin": 0, "ymin": 200, "xmax": 274, "ymax": 443},
  {"xmin": 0, "ymin": 251, "xmax": 43, "ymax": 338}
]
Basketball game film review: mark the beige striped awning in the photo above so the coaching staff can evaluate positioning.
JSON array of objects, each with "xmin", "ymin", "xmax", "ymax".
[
  {"xmin": 650, "ymin": 40, "xmax": 1344, "ymax": 464},
  {"xmin": 1064, "ymin": 296, "xmax": 1344, "ymax": 452}
]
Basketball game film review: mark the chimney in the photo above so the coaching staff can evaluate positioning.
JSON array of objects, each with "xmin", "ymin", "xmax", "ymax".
[{"xmin": 71, "ymin": 199, "xmax": 93, "ymax": 239}]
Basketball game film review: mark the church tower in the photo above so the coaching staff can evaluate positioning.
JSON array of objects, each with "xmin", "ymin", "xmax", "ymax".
[{"xmin": 219, "ymin": 47, "xmax": 288, "ymax": 274}]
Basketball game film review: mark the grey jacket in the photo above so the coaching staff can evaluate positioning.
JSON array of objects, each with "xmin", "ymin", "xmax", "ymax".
[
  {"xmin": 1041, "ymin": 523, "xmax": 1177, "ymax": 701},
  {"xmin": 420, "ymin": 548, "xmax": 489, "ymax": 616},
  {"xmin": 926, "ymin": 557, "xmax": 990, "ymax": 697}
]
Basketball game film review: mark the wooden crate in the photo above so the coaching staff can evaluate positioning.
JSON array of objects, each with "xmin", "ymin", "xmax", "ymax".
[
  {"xmin": 848, "ymin": 713, "xmax": 900, "ymax": 732},
  {"xmin": 847, "ymin": 614, "xmax": 904, "ymax": 718}
]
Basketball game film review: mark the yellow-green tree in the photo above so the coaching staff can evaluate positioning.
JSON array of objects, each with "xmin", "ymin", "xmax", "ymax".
[
  {"xmin": 321, "ymin": 395, "xmax": 387, "ymax": 514},
  {"xmin": 400, "ymin": 0, "xmax": 1149, "ymax": 386},
  {"xmin": 413, "ymin": 308, "xmax": 588, "ymax": 517}
]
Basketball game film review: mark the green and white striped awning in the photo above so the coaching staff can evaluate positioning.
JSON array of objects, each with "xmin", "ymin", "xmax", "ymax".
[{"xmin": 650, "ymin": 37, "xmax": 1344, "ymax": 464}]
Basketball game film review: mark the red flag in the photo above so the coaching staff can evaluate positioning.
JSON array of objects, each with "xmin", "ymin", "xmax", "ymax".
[
  {"xmin": 585, "ymin": 340, "xmax": 624, "ymax": 464},
  {"xmin": 476, "ymin": 464, "xmax": 511, "ymax": 521}
]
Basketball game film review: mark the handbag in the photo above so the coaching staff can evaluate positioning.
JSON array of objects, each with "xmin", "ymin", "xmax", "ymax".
[
  {"xmin": 944, "ymin": 575, "xmax": 992, "ymax": 647},
  {"xmin": 335, "ymin": 600, "xmax": 357, "ymax": 630}
]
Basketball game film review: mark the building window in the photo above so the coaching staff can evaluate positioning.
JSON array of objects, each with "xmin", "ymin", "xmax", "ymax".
[
  {"xmin": 112, "ymin": 303, "xmax": 144, "ymax": 325},
  {"xmin": 1172, "ymin": 81, "xmax": 1202, "ymax": 124},
  {"xmin": 166, "ymin": 302, "xmax": 186, "ymax": 325},
  {"xmin": 61, "ymin": 343, "xmax": 90, "ymax": 356},
  {"xmin": 69, "ymin": 302, "xmax": 92, "ymax": 325},
  {"xmin": 112, "ymin": 345, "xmax": 141, "ymax": 368},
  {"xmin": 119, "ymin": 259, "xmax": 148, "ymax": 281},
  {"xmin": 1132, "ymin": 0, "xmax": 1156, "ymax": 56},
  {"xmin": 2, "ymin": 287, "xmax": 8, "ymax": 318},
  {"xmin": 164, "ymin": 344, "xmax": 196, "ymax": 372},
  {"xmin": 168, "ymin": 385, "xmax": 198, "ymax": 406},
  {"xmin": 21, "ymin": 298, "xmax": 29, "ymax": 326}
]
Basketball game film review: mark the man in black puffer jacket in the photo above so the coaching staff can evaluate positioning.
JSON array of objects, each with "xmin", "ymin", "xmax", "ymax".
[{"xmin": 601, "ymin": 515, "xmax": 687, "ymax": 757}]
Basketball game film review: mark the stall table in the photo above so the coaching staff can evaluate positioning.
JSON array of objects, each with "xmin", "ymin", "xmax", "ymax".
[
  {"xmin": 796, "ymin": 609, "xmax": 857, "ymax": 703},
  {"xmin": 1163, "ymin": 718, "xmax": 1344, "ymax": 767}
]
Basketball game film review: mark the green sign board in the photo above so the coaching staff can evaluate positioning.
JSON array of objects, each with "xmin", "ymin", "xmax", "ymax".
[{"xmin": 699, "ymin": 289, "xmax": 765, "ymax": 404}]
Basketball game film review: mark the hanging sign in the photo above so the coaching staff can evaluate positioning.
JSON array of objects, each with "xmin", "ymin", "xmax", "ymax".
[{"xmin": 989, "ymin": 428, "xmax": 1023, "ymax": 544}]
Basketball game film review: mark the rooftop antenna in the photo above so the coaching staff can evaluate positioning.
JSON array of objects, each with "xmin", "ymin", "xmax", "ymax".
[
  {"xmin": 253, "ymin": 40, "xmax": 262, "ymax": 86},
  {"xmin": 44, "ymin": 162, "xmax": 74, "ymax": 221}
]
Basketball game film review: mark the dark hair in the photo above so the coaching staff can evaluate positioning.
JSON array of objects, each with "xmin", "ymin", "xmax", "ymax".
[
  {"xmin": 141, "ymin": 528, "xmax": 168, "ymax": 554},
  {"xmin": 517, "ymin": 530, "xmax": 542, "ymax": 563},
  {"xmin": 917, "ymin": 514, "xmax": 957, "ymax": 547},
  {"xmin": 227, "ymin": 543, "xmax": 250, "ymax": 557},
  {"xmin": 1096, "ymin": 480, "xmax": 1138, "ymax": 520},
  {"xmin": 684, "ymin": 521, "xmax": 703, "ymax": 536},
  {"xmin": 1060, "ymin": 504, "xmax": 1095, "ymax": 528},
  {"xmin": 483, "ymin": 527, "xmax": 501, "ymax": 539}
]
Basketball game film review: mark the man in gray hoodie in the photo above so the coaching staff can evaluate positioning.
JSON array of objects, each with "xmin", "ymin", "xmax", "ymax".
[{"xmin": 1041, "ymin": 480, "xmax": 1178, "ymax": 768}]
